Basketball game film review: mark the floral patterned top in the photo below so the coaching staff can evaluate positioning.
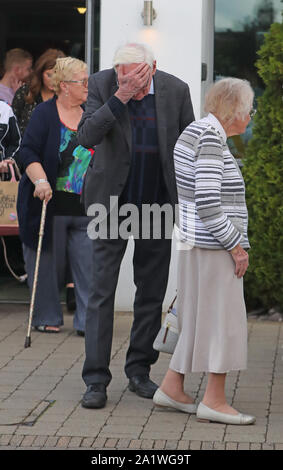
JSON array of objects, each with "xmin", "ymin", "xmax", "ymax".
[
  {"xmin": 54, "ymin": 121, "xmax": 94, "ymax": 216},
  {"xmin": 12, "ymin": 84, "xmax": 43, "ymax": 137}
]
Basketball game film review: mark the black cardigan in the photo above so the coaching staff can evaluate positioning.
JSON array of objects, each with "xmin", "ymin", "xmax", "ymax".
[{"xmin": 17, "ymin": 96, "xmax": 61, "ymax": 250}]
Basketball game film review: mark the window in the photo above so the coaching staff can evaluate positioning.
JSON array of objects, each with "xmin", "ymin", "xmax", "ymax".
[{"xmin": 214, "ymin": 0, "xmax": 283, "ymax": 157}]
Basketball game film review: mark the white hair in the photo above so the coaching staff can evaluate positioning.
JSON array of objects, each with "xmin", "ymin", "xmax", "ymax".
[
  {"xmin": 204, "ymin": 77, "xmax": 254, "ymax": 124},
  {"xmin": 113, "ymin": 42, "xmax": 155, "ymax": 69}
]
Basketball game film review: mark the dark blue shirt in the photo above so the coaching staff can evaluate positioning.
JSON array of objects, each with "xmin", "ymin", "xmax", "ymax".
[
  {"xmin": 108, "ymin": 94, "xmax": 169, "ymax": 208},
  {"xmin": 120, "ymin": 94, "xmax": 168, "ymax": 207}
]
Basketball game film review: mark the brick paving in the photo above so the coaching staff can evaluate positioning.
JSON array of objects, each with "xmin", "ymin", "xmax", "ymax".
[{"xmin": 0, "ymin": 303, "xmax": 282, "ymax": 450}]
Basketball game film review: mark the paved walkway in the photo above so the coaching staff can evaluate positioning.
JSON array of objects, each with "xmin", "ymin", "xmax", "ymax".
[{"xmin": 0, "ymin": 303, "xmax": 282, "ymax": 451}]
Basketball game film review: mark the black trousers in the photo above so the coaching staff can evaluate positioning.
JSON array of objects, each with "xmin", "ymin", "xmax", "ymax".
[{"xmin": 82, "ymin": 230, "xmax": 172, "ymax": 386}]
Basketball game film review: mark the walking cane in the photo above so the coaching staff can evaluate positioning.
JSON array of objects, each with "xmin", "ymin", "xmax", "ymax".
[{"xmin": 24, "ymin": 200, "xmax": 47, "ymax": 348}]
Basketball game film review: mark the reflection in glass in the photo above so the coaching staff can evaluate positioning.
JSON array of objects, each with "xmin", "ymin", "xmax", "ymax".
[
  {"xmin": 214, "ymin": 0, "xmax": 283, "ymax": 157},
  {"xmin": 215, "ymin": 0, "xmax": 282, "ymax": 32}
]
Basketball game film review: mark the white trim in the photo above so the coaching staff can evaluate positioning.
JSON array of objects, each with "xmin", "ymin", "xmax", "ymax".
[{"xmin": 200, "ymin": 112, "xmax": 227, "ymax": 142}]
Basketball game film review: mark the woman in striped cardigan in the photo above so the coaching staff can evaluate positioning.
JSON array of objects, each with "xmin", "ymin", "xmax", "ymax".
[{"xmin": 153, "ymin": 78, "xmax": 256, "ymax": 425}]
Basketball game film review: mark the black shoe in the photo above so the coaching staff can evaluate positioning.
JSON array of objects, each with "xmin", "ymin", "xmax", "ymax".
[
  {"xmin": 66, "ymin": 286, "xmax": 76, "ymax": 312},
  {"xmin": 76, "ymin": 330, "xmax": 85, "ymax": 337},
  {"xmin": 128, "ymin": 375, "xmax": 158, "ymax": 399},
  {"xmin": 81, "ymin": 384, "xmax": 107, "ymax": 409}
]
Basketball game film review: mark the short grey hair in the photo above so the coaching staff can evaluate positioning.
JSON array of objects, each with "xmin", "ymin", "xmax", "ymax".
[
  {"xmin": 113, "ymin": 42, "xmax": 155, "ymax": 69},
  {"xmin": 204, "ymin": 77, "xmax": 254, "ymax": 124}
]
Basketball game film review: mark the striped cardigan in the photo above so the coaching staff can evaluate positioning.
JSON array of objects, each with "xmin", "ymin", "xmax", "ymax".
[{"xmin": 174, "ymin": 113, "xmax": 250, "ymax": 251}]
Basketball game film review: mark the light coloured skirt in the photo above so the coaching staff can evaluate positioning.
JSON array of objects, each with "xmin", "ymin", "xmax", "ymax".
[{"xmin": 169, "ymin": 247, "xmax": 248, "ymax": 374}]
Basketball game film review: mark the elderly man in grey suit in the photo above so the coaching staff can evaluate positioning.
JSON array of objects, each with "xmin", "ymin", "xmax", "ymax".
[{"xmin": 78, "ymin": 43, "xmax": 195, "ymax": 409}]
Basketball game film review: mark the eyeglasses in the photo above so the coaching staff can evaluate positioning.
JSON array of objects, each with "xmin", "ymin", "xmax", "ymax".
[
  {"xmin": 63, "ymin": 79, "xmax": 88, "ymax": 87},
  {"xmin": 249, "ymin": 108, "xmax": 257, "ymax": 118}
]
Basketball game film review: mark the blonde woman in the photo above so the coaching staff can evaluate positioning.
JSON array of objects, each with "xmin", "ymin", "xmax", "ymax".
[
  {"xmin": 153, "ymin": 78, "xmax": 256, "ymax": 425},
  {"xmin": 17, "ymin": 57, "xmax": 93, "ymax": 335}
]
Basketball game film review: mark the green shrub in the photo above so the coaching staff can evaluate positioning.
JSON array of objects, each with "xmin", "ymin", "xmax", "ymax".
[{"xmin": 243, "ymin": 21, "xmax": 283, "ymax": 311}]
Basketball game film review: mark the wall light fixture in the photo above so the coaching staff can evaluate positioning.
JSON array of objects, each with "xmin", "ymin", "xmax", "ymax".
[{"xmin": 141, "ymin": 1, "xmax": 157, "ymax": 26}]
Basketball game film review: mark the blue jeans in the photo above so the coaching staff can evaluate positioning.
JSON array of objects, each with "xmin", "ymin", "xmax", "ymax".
[{"xmin": 23, "ymin": 215, "xmax": 92, "ymax": 332}]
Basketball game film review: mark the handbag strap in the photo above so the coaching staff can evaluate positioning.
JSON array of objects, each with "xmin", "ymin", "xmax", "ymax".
[
  {"xmin": 1, "ymin": 161, "xmax": 21, "ymax": 182},
  {"xmin": 13, "ymin": 161, "xmax": 21, "ymax": 180},
  {"xmin": 168, "ymin": 294, "xmax": 177, "ymax": 312},
  {"xmin": 8, "ymin": 164, "xmax": 17, "ymax": 182}
]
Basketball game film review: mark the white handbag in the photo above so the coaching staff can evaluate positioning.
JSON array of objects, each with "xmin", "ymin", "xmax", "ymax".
[{"xmin": 153, "ymin": 295, "xmax": 178, "ymax": 354}]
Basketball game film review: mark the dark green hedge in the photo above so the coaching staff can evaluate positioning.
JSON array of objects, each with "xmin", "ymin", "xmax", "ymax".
[{"xmin": 243, "ymin": 22, "xmax": 283, "ymax": 311}]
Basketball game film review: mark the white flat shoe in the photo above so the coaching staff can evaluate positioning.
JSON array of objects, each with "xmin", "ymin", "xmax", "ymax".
[
  {"xmin": 153, "ymin": 388, "xmax": 197, "ymax": 414},
  {"xmin": 197, "ymin": 402, "xmax": 256, "ymax": 425}
]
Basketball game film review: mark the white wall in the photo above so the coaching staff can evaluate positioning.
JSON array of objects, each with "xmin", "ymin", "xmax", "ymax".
[
  {"xmin": 98, "ymin": 0, "xmax": 214, "ymax": 311},
  {"xmin": 100, "ymin": 0, "xmax": 203, "ymax": 117}
]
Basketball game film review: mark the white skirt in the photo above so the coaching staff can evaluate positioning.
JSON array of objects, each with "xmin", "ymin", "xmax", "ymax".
[{"xmin": 169, "ymin": 247, "xmax": 248, "ymax": 374}]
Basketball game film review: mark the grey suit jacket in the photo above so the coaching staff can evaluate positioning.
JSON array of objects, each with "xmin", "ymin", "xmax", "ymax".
[{"xmin": 78, "ymin": 68, "xmax": 195, "ymax": 213}]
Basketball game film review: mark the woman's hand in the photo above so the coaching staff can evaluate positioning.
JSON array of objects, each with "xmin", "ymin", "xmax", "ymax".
[
  {"xmin": 33, "ymin": 181, "xmax": 53, "ymax": 203},
  {"xmin": 26, "ymin": 163, "xmax": 52, "ymax": 203},
  {"xmin": 0, "ymin": 159, "xmax": 14, "ymax": 173},
  {"xmin": 230, "ymin": 244, "xmax": 249, "ymax": 278}
]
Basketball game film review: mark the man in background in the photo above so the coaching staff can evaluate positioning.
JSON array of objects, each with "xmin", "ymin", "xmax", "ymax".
[{"xmin": 0, "ymin": 48, "xmax": 33, "ymax": 104}]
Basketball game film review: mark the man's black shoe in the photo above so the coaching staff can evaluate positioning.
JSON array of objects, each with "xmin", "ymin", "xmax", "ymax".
[
  {"xmin": 76, "ymin": 330, "xmax": 85, "ymax": 337},
  {"xmin": 81, "ymin": 384, "xmax": 107, "ymax": 409},
  {"xmin": 128, "ymin": 375, "xmax": 158, "ymax": 399}
]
